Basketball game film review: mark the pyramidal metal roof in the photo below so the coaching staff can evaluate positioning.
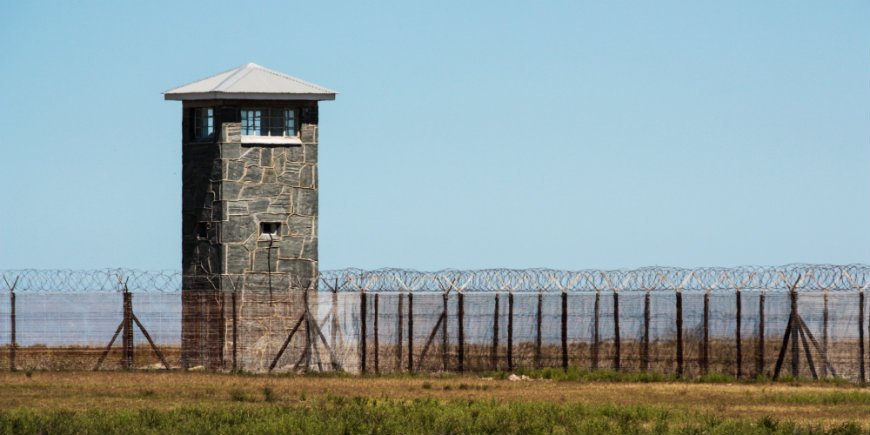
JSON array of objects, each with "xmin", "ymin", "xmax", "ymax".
[{"xmin": 163, "ymin": 63, "xmax": 336, "ymax": 101}]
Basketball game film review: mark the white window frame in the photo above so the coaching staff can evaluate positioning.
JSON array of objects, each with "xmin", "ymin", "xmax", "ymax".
[
  {"xmin": 193, "ymin": 107, "xmax": 214, "ymax": 140},
  {"xmin": 240, "ymin": 108, "xmax": 298, "ymax": 137}
]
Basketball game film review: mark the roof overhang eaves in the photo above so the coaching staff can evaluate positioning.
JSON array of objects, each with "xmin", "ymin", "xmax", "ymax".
[{"xmin": 163, "ymin": 92, "xmax": 337, "ymax": 101}]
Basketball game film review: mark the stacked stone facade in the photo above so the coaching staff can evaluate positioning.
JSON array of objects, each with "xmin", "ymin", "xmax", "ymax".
[{"xmin": 181, "ymin": 100, "xmax": 319, "ymax": 370}]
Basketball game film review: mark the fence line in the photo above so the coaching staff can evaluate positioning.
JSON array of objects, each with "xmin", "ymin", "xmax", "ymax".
[
  {"xmin": 1, "ymin": 265, "xmax": 869, "ymax": 383},
  {"xmin": 4, "ymin": 264, "xmax": 870, "ymax": 293}
]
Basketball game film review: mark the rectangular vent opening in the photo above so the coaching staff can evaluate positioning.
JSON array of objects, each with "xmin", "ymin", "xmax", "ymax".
[{"xmin": 260, "ymin": 222, "xmax": 281, "ymax": 237}]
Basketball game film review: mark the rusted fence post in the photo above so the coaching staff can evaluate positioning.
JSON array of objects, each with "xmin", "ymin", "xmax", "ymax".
[
  {"xmin": 442, "ymin": 291, "xmax": 449, "ymax": 371},
  {"xmin": 507, "ymin": 292, "xmax": 514, "ymax": 371},
  {"xmin": 642, "ymin": 290, "xmax": 650, "ymax": 372},
  {"xmin": 492, "ymin": 293, "xmax": 499, "ymax": 371},
  {"xmin": 592, "ymin": 290, "xmax": 600, "ymax": 370},
  {"xmin": 231, "ymin": 290, "xmax": 238, "ymax": 371},
  {"xmin": 9, "ymin": 288, "xmax": 16, "ymax": 372},
  {"xmin": 757, "ymin": 291, "xmax": 765, "ymax": 377},
  {"xmin": 675, "ymin": 290, "xmax": 683, "ymax": 377},
  {"xmin": 535, "ymin": 292, "xmax": 543, "ymax": 369},
  {"xmin": 374, "ymin": 293, "xmax": 380, "ymax": 374},
  {"xmin": 735, "ymin": 289, "xmax": 742, "ymax": 378},
  {"xmin": 396, "ymin": 293, "xmax": 404, "ymax": 372},
  {"xmin": 122, "ymin": 291, "xmax": 134, "ymax": 369},
  {"xmin": 360, "ymin": 290, "xmax": 367, "ymax": 374},
  {"xmin": 613, "ymin": 290, "xmax": 620, "ymax": 371},
  {"xmin": 790, "ymin": 287, "xmax": 799, "ymax": 378},
  {"xmin": 331, "ymin": 280, "xmax": 339, "ymax": 356},
  {"xmin": 407, "ymin": 292, "xmax": 414, "ymax": 372},
  {"xmin": 822, "ymin": 291, "xmax": 828, "ymax": 378},
  {"xmin": 458, "ymin": 291, "xmax": 465, "ymax": 372},
  {"xmin": 301, "ymin": 292, "xmax": 315, "ymax": 371},
  {"xmin": 859, "ymin": 290, "xmax": 865, "ymax": 384},
  {"xmin": 702, "ymin": 290, "xmax": 710, "ymax": 375},
  {"xmin": 561, "ymin": 291, "xmax": 568, "ymax": 370}
]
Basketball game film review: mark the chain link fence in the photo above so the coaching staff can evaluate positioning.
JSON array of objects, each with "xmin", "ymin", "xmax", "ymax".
[{"xmin": 1, "ymin": 265, "xmax": 869, "ymax": 382}]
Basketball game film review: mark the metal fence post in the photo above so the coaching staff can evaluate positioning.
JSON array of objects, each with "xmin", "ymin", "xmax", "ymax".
[
  {"xmin": 122, "ymin": 291, "xmax": 134, "ymax": 369},
  {"xmin": 374, "ymin": 293, "xmax": 380, "ymax": 374},
  {"xmin": 492, "ymin": 293, "xmax": 499, "ymax": 371},
  {"xmin": 613, "ymin": 290, "xmax": 620, "ymax": 371},
  {"xmin": 396, "ymin": 293, "xmax": 404, "ymax": 372},
  {"xmin": 735, "ymin": 289, "xmax": 742, "ymax": 378},
  {"xmin": 757, "ymin": 291, "xmax": 765, "ymax": 377},
  {"xmin": 642, "ymin": 290, "xmax": 650, "ymax": 372},
  {"xmin": 822, "ymin": 290, "xmax": 828, "ymax": 378},
  {"xmin": 535, "ymin": 292, "xmax": 543, "ymax": 369},
  {"xmin": 561, "ymin": 291, "xmax": 568, "ymax": 370},
  {"xmin": 331, "ymin": 281, "xmax": 339, "ymax": 364},
  {"xmin": 231, "ymin": 290, "xmax": 238, "ymax": 371},
  {"xmin": 9, "ymin": 289, "xmax": 16, "ymax": 372},
  {"xmin": 507, "ymin": 292, "xmax": 514, "ymax": 371},
  {"xmin": 859, "ymin": 290, "xmax": 866, "ymax": 384},
  {"xmin": 675, "ymin": 290, "xmax": 683, "ymax": 377},
  {"xmin": 407, "ymin": 292, "xmax": 414, "ymax": 372},
  {"xmin": 458, "ymin": 291, "xmax": 465, "ymax": 372},
  {"xmin": 702, "ymin": 290, "xmax": 710, "ymax": 375},
  {"xmin": 360, "ymin": 290, "xmax": 367, "ymax": 374},
  {"xmin": 442, "ymin": 291, "xmax": 449, "ymax": 371},
  {"xmin": 592, "ymin": 290, "xmax": 600, "ymax": 370},
  {"xmin": 790, "ymin": 288, "xmax": 799, "ymax": 378}
]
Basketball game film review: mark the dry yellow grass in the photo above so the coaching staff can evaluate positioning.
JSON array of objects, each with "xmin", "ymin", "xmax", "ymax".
[{"xmin": 0, "ymin": 371, "xmax": 868, "ymax": 428}]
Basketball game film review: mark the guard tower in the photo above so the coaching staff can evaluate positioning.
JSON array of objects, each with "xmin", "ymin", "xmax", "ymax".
[{"xmin": 164, "ymin": 63, "xmax": 335, "ymax": 370}]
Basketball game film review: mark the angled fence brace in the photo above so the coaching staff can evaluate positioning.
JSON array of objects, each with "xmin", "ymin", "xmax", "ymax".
[
  {"xmin": 415, "ymin": 312, "xmax": 445, "ymax": 373},
  {"xmin": 95, "ymin": 279, "xmax": 170, "ymax": 371}
]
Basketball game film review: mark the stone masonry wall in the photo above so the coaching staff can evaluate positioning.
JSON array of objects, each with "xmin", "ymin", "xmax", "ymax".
[
  {"xmin": 217, "ymin": 121, "xmax": 319, "ymax": 371},
  {"xmin": 181, "ymin": 104, "xmax": 319, "ymax": 371},
  {"xmin": 217, "ymin": 121, "xmax": 318, "ymax": 283}
]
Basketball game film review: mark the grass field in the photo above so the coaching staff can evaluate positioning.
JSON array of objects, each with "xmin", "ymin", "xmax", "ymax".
[{"xmin": 0, "ymin": 371, "xmax": 869, "ymax": 434}]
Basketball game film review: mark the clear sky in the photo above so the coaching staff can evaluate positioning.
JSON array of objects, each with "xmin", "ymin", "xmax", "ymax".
[{"xmin": 0, "ymin": 1, "xmax": 868, "ymax": 271}]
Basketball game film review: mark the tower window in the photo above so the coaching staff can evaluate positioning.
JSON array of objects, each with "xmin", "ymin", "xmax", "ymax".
[
  {"xmin": 193, "ymin": 108, "xmax": 214, "ymax": 139},
  {"xmin": 196, "ymin": 222, "xmax": 209, "ymax": 239},
  {"xmin": 241, "ymin": 108, "xmax": 297, "ymax": 137},
  {"xmin": 260, "ymin": 222, "xmax": 281, "ymax": 237}
]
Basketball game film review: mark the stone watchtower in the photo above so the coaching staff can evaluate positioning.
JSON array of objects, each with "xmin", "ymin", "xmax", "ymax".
[{"xmin": 164, "ymin": 63, "xmax": 335, "ymax": 370}]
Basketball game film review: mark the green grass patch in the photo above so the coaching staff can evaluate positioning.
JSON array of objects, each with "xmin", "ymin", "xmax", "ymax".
[
  {"xmin": 762, "ymin": 390, "xmax": 870, "ymax": 406},
  {"xmin": 0, "ymin": 396, "xmax": 864, "ymax": 435}
]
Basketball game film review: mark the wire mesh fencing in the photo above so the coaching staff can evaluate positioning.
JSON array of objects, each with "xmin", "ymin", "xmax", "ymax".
[{"xmin": 1, "ymin": 265, "xmax": 870, "ymax": 382}]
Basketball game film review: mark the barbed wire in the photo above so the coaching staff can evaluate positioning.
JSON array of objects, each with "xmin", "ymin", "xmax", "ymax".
[{"xmin": 2, "ymin": 264, "xmax": 870, "ymax": 293}]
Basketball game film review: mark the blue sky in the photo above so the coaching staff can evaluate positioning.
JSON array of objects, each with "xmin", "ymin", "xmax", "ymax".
[{"xmin": 0, "ymin": 1, "xmax": 868, "ymax": 271}]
